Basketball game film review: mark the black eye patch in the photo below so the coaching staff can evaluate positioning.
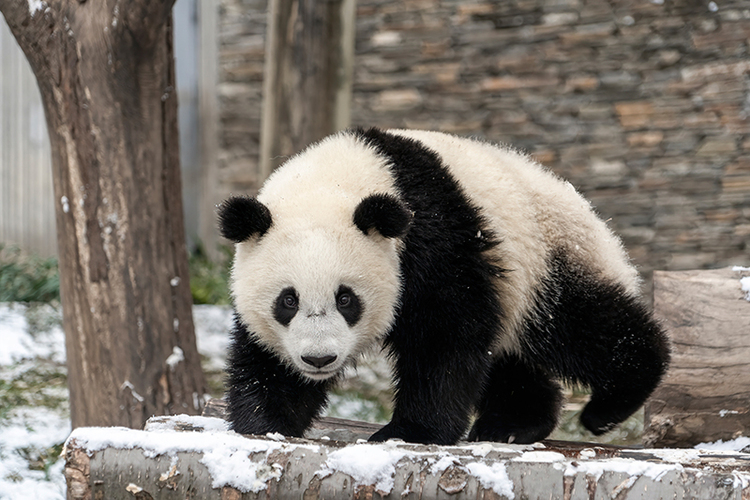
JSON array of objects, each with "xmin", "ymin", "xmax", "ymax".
[
  {"xmin": 336, "ymin": 285, "xmax": 363, "ymax": 326},
  {"xmin": 274, "ymin": 287, "xmax": 299, "ymax": 326}
]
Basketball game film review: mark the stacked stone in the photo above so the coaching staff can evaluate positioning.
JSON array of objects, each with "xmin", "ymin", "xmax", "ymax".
[{"xmin": 218, "ymin": 0, "xmax": 750, "ymax": 289}]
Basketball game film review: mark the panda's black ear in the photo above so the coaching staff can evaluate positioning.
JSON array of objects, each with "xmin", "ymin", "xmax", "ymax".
[
  {"xmin": 354, "ymin": 194, "xmax": 412, "ymax": 239},
  {"xmin": 218, "ymin": 196, "xmax": 272, "ymax": 242}
]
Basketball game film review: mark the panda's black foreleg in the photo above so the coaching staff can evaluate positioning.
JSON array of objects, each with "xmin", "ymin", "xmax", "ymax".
[
  {"xmin": 468, "ymin": 354, "xmax": 562, "ymax": 444},
  {"xmin": 226, "ymin": 318, "xmax": 331, "ymax": 437},
  {"xmin": 368, "ymin": 335, "xmax": 493, "ymax": 446}
]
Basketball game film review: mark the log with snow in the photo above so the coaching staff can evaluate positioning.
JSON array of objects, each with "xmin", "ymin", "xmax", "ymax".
[{"xmin": 64, "ymin": 413, "xmax": 750, "ymax": 500}]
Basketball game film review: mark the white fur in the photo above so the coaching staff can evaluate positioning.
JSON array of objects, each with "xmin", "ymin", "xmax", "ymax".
[{"xmin": 230, "ymin": 133, "xmax": 402, "ymax": 378}]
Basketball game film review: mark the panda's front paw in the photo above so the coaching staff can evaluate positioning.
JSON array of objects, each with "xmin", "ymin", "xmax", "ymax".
[
  {"xmin": 467, "ymin": 420, "xmax": 551, "ymax": 444},
  {"xmin": 230, "ymin": 415, "xmax": 279, "ymax": 437},
  {"xmin": 368, "ymin": 423, "xmax": 403, "ymax": 443},
  {"xmin": 368, "ymin": 421, "xmax": 459, "ymax": 445}
]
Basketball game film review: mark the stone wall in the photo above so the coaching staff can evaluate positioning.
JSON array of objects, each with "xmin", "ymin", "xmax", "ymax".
[{"xmin": 217, "ymin": 0, "xmax": 750, "ymax": 290}]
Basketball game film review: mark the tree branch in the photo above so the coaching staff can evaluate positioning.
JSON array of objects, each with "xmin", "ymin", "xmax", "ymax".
[{"xmin": 0, "ymin": 0, "xmax": 58, "ymax": 84}]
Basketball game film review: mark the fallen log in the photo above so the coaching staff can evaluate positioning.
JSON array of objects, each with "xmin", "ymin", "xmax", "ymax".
[
  {"xmin": 65, "ymin": 410, "xmax": 750, "ymax": 499},
  {"xmin": 644, "ymin": 266, "xmax": 750, "ymax": 448}
]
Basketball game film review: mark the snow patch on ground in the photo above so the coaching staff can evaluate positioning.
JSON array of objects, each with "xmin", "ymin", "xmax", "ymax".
[
  {"xmin": 192, "ymin": 304, "xmax": 232, "ymax": 371},
  {"xmin": 0, "ymin": 304, "xmax": 65, "ymax": 365},
  {"xmin": 0, "ymin": 303, "xmax": 233, "ymax": 500},
  {"xmin": 0, "ymin": 407, "xmax": 70, "ymax": 500}
]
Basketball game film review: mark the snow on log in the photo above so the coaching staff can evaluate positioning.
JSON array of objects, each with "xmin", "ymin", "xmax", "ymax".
[
  {"xmin": 64, "ymin": 412, "xmax": 750, "ymax": 499},
  {"xmin": 645, "ymin": 266, "xmax": 750, "ymax": 448}
]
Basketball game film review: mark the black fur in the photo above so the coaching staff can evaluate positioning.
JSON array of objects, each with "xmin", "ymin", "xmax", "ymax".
[
  {"xmin": 336, "ymin": 285, "xmax": 363, "ymax": 326},
  {"xmin": 353, "ymin": 193, "xmax": 412, "ymax": 238},
  {"xmin": 469, "ymin": 354, "xmax": 563, "ymax": 443},
  {"xmin": 225, "ymin": 315, "xmax": 332, "ymax": 436},
  {"xmin": 519, "ymin": 250, "xmax": 670, "ymax": 436},
  {"xmin": 355, "ymin": 127, "xmax": 505, "ymax": 445},
  {"xmin": 273, "ymin": 287, "xmax": 299, "ymax": 327},
  {"xmin": 218, "ymin": 196, "xmax": 272, "ymax": 242}
]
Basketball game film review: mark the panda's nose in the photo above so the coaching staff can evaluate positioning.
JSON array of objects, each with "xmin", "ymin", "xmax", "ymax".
[{"xmin": 301, "ymin": 354, "xmax": 337, "ymax": 368}]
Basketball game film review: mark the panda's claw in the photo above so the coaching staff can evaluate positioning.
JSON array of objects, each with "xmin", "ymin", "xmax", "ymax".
[{"xmin": 368, "ymin": 420, "xmax": 460, "ymax": 446}]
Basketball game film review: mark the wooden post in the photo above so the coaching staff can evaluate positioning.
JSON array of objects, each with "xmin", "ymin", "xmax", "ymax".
[
  {"xmin": 259, "ymin": 0, "xmax": 356, "ymax": 178},
  {"xmin": 198, "ymin": 0, "xmax": 221, "ymax": 257},
  {"xmin": 644, "ymin": 267, "xmax": 750, "ymax": 447},
  {"xmin": 0, "ymin": 0, "xmax": 209, "ymax": 428}
]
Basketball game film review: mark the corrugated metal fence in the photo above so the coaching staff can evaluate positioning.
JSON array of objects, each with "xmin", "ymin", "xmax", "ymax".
[
  {"xmin": 0, "ymin": 20, "xmax": 56, "ymax": 256},
  {"xmin": 0, "ymin": 0, "xmax": 216, "ymax": 257}
]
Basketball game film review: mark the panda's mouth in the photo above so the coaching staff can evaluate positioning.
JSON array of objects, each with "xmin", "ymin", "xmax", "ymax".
[{"xmin": 299, "ymin": 367, "xmax": 339, "ymax": 381}]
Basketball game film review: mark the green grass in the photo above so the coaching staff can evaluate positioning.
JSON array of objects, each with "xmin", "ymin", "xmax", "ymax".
[
  {"xmin": 188, "ymin": 244, "xmax": 233, "ymax": 305},
  {"xmin": 0, "ymin": 365, "xmax": 69, "ymax": 419},
  {"xmin": 0, "ymin": 245, "xmax": 60, "ymax": 303}
]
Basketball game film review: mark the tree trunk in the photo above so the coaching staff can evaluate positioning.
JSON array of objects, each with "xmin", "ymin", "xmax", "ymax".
[
  {"xmin": 0, "ymin": 0, "xmax": 208, "ymax": 428},
  {"xmin": 259, "ymin": 0, "xmax": 356, "ymax": 177}
]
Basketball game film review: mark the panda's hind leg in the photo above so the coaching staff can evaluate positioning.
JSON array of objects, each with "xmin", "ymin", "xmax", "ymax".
[
  {"xmin": 468, "ymin": 354, "xmax": 562, "ymax": 444},
  {"xmin": 576, "ymin": 301, "xmax": 670, "ymax": 435},
  {"xmin": 523, "ymin": 253, "xmax": 671, "ymax": 437}
]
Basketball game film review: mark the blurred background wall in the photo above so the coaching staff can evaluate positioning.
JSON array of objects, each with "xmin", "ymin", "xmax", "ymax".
[
  {"xmin": 3, "ymin": 0, "xmax": 749, "ymax": 294},
  {"xmin": 217, "ymin": 0, "xmax": 750, "ymax": 292}
]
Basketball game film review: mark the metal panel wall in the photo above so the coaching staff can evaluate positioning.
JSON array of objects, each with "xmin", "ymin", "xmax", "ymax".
[
  {"xmin": 0, "ymin": 0, "xmax": 212, "ymax": 257},
  {"xmin": 0, "ymin": 20, "xmax": 56, "ymax": 256}
]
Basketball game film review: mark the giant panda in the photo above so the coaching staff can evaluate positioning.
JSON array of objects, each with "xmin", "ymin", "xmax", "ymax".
[{"xmin": 218, "ymin": 127, "xmax": 670, "ymax": 446}]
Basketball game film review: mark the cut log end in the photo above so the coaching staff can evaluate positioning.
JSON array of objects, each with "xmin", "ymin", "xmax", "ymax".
[{"xmin": 644, "ymin": 266, "xmax": 750, "ymax": 447}]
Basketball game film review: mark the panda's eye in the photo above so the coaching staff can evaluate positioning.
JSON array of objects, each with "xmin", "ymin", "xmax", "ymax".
[
  {"xmin": 283, "ymin": 293, "xmax": 298, "ymax": 309},
  {"xmin": 337, "ymin": 293, "xmax": 351, "ymax": 308}
]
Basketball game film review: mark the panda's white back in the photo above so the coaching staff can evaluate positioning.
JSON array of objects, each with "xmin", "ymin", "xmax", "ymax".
[{"xmin": 389, "ymin": 129, "xmax": 640, "ymax": 349}]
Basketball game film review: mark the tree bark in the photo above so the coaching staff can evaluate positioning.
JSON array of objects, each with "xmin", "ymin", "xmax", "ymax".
[
  {"xmin": 1, "ymin": 0, "xmax": 208, "ymax": 428},
  {"xmin": 644, "ymin": 267, "xmax": 750, "ymax": 447},
  {"xmin": 259, "ymin": 0, "xmax": 356, "ymax": 177}
]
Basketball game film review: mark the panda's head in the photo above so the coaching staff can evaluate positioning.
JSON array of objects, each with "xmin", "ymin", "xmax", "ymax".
[{"xmin": 218, "ymin": 192, "xmax": 412, "ymax": 380}]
